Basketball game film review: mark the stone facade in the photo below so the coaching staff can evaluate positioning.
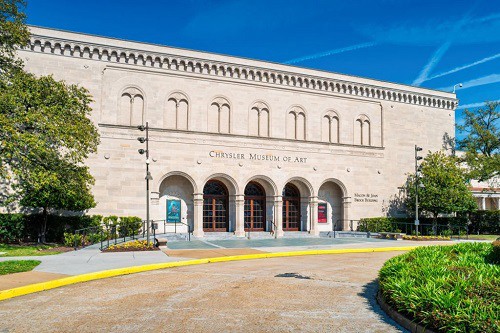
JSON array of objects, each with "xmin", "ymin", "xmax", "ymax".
[{"xmin": 19, "ymin": 26, "xmax": 457, "ymax": 237}]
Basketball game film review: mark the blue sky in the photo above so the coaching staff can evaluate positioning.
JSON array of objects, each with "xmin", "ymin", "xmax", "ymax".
[{"xmin": 26, "ymin": 0, "xmax": 499, "ymax": 138}]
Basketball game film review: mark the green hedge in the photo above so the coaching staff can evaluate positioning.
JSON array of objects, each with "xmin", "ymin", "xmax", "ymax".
[
  {"xmin": 0, "ymin": 213, "xmax": 142, "ymax": 244},
  {"xmin": 358, "ymin": 211, "xmax": 499, "ymax": 235},
  {"xmin": 379, "ymin": 243, "xmax": 499, "ymax": 332},
  {"xmin": 469, "ymin": 210, "xmax": 500, "ymax": 235}
]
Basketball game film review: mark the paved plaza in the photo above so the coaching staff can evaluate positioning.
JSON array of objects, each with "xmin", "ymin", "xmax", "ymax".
[{"xmin": 0, "ymin": 251, "xmax": 408, "ymax": 333}]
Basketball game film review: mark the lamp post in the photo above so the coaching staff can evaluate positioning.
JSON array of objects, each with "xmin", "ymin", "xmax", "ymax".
[
  {"xmin": 414, "ymin": 145, "xmax": 423, "ymax": 237},
  {"xmin": 138, "ymin": 122, "xmax": 152, "ymax": 245},
  {"xmin": 452, "ymin": 83, "xmax": 463, "ymax": 93}
]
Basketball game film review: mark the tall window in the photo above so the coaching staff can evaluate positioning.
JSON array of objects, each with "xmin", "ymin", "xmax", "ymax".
[
  {"xmin": 282, "ymin": 183, "xmax": 301, "ymax": 231},
  {"xmin": 209, "ymin": 97, "xmax": 231, "ymax": 133},
  {"xmin": 286, "ymin": 107, "xmax": 306, "ymax": 140},
  {"xmin": 119, "ymin": 87, "xmax": 144, "ymax": 126},
  {"xmin": 244, "ymin": 182, "xmax": 266, "ymax": 231},
  {"xmin": 165, "ymin": 92, "xmax": 188, "ymax": 130},
  {"xmin": 321, "ymin": 111, "xmax": 340, "ymax": 143},
  {"xmin": 203, "ymin": 180, "xmax": 229, "ymax": 232},
  {"xmin": 249, "ymin": 102, "xmax": 270, "ymax": 137},
  {"xmin": 355, "ymin": 115, "xmax": 371, "ymax": 146}
]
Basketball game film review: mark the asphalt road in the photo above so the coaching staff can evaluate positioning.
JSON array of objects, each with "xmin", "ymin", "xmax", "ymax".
[{"xmin": 0, "ymin": 251, "xmax": 407, "ymax": 333}]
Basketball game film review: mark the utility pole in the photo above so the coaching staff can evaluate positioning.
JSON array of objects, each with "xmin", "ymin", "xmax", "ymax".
[
  {"xmin": 415, "ymin": 145, "xmax": 423, "ymax": 237},
  {"xmin": 138, "ymin": 122, "xmax": 152, "ymax": 245}
]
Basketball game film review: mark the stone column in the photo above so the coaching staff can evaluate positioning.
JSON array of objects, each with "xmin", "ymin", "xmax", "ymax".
[
  {"xmin": 342, "ymin": 196, "xmax": 351, "ymax": 231},
  {"xmin": 235, "ymin": 194, "xmax": 245, "ymax": 237},
  {"xmin": 496, "ymin": 197, "xmax": 500, "ymax": 210},
  {"xmin": 481, "ymin": 197, "xmax": 486, "ymax": 210},
  {"xmin": 274, "ymin": 196, "xmax": 284, "ymax": 237},
  {"xmin": 309, "ymin": 196, "xmax": 319, "ymax": 236},
  {"xmin": 192, "ymin": 193, "xmax": 204, "ymax": 237}
]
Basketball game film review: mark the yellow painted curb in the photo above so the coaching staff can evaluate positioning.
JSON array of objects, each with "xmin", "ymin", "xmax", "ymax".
[{"xmin": 0, "ymin": 246, "xmax": 416, "ymax": 302}]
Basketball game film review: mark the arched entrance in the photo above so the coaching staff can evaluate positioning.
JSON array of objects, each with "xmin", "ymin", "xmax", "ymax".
[
  {"xmin": 157, "ymin": 173, "xmax": 195, "ymax": 233},
  {"xmin": 282, "ymin": 183, "xmax": 301, "ymax": 231},
  {"xmin": 203, "ymin": 180, "xmax": 229, "ymax": 232},
  {"xmin": 318, "ymin": 180, "xmax": 346, "ymax": 231},
  {"xmin": 244, "ymin": 182, "xmax": 266, "ymax": 231}
]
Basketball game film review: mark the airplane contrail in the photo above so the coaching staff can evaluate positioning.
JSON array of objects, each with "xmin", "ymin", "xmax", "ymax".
[
  {"xmin": 456, "ymin": 100, "xmax": 500, "ymax": 110},
  {"xmin": 412, "ymin": 41, "xmax": 451, "ymax": 86},
  {"xmin": 439, "ymin": 74, "xmax": 500, "ymax": 91},
  {"xmin": 283, "ymin": 42, "xmax": 377, "ymax": 65},
  {"xmin": 426, "ymin": 53, "xmax": 500, "ymax": 81}
]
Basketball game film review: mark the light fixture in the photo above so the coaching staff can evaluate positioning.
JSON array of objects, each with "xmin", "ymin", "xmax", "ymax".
[{"xmin": 452, "ymin": 83, "xmax": 463, "ymax": 93}]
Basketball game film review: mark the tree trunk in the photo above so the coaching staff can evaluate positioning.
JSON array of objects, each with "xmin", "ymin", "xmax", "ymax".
[
  {"xmin": 40, "ymin": 207, "xmax": 48, "ymax": 244},
  {"xmin": 432, "ymin": 212, "xmax": 438, "ymax": 236}
]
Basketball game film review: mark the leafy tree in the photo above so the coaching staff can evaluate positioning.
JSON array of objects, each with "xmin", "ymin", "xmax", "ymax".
[
  {"xmin": 0, "ymin": 0, "xmax": 29, "ymax": 77},
  {"xmin": 0, "ymin": 1, "xmax": 100, "ymax": 242},
  {"xmin": 405, "ymin": 151, "xmax": 477, "ymax": 223},
  {"xmin": 1, "ymin": 70, "xmax": 100, "ymax": 241},
  {"xmin": 457, "ymin": 101, "xmax": 499, "ymax": 183}
]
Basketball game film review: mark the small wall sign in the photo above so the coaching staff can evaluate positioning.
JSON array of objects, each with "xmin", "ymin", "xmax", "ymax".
[
  {"xmin": 318, "ymin": 203, "xmax": 327, "ymax": 223},
  {"xmin": 166, "ymin": 199, "xmax": 181, "ymax": 223}
]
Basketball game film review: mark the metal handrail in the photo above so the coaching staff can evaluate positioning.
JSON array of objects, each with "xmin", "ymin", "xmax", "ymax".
[
  {"xmin": 269, "ymin": 219, "xmax": 278, "ymax": 238},
  {"xmin": 244, "ymin": 220, "xmax": 252, "ymax": 239},
  {"xmin": 157, "ymin": 219, "xmax": 192, "ymax": 241}
]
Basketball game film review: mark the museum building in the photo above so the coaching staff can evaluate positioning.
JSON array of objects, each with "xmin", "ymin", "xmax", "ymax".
[{"xmin": 19, "ymin": 26, "xmax": 458, "ymax": 237}]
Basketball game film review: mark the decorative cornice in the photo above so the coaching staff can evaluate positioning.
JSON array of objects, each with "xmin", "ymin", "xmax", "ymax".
[{"xmin": 24, "ymin": 34, "xmax": 458, "ymax": 110}]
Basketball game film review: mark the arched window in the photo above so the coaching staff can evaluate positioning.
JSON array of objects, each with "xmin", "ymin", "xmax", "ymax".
[
  {"xmin": 209, "ymin": 97, "xmax": 231, "ymax": 133},
  {"xmin": 321, "ymin": 111, "xmax": 340, "ymax": 143},
  {"xmin": 203, "ymin": 180, "xmax": 229, "ymax": 232},
  {"xmin": 249, "ymin": 101, "xmax": 270, "ymax": 137},
  {"xmin": 165, "ymin": 92, "xmax": 189, "ymax": 130},
  {"xmin": 244, "ymin": 182, "xmax": 266, "ymax": 231},
  {"xmin": 355, "ymin": 115, "xmax": 371, "ymax": 146},
  {"xmin": 282, "ymin": 183, "xmax": 301, "ymax": 231},
  {"xmin": 118, "ymin": 87, "xmax": 144, "ymax": 126},
  {"xmin": 286, "ymin": 106, "xmax": 306, "ymax": 140}
]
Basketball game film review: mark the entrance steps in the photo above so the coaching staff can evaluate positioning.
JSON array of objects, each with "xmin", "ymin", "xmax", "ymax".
[
  {"xmin": 281, "ymin": 231, "xmax": 319, "ymax": 238},
  {"xmin": 319, "ymin": 231, "xmax": 375, "ymax": 238},
  {"xmin": 195, "ymin": 231, "xmax": 318, "ymax": 241},
  {"xmin": 154, "ymin": 232, "xmax": 191, "ymax": 242}
]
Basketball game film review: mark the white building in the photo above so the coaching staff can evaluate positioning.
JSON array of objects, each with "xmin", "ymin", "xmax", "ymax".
[{"xmin": 19, "ymin": 26, "xmax": 459, "ymax": 237}]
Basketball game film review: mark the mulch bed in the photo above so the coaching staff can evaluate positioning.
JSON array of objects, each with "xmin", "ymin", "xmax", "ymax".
[{"xmin": 102, "ymin": 247, "xmax": 160, "ymax": 253}]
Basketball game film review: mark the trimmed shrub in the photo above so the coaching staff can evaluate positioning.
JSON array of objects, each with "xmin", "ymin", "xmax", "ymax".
[
  {"xmin": 0, "ymin": 214, "xmax": 141, "ymax": 244},
  {"xmin": 489, "ymin": 240, "xmax": 500, "ymax": 264},
  {"xmin": 0, "ymin": 214, "xmax": 25, "ymax": 243},
  {"xmin": 379, "ymin": 243, "xmax": 499, "ymax": 332},
  {"xmin": 118, "ymin": 216, "xmax": 142, "ymax": 237},
  {"xmin": 63, "ymin": 232, "xmax": 83, "ymax": 247},
  {"xmin": 469, "ymin": 210, "xmax": 500, "ymax": 235}
]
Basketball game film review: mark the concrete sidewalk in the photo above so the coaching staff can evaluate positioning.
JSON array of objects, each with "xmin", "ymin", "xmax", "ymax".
[{"xmin": 0, "ymin": 238, "xmax": 468, "ymax": 291}]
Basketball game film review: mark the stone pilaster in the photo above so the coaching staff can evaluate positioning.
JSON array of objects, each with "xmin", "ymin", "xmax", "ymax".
[
  {"xmin": 309, "ymin": 196, "xmax": 319, "ymax": 236},
  {"xmin": 342, "ymin": 196, "xmax": 351, "ymax": 231},
  {"xmin": 235, "ymin": 194, "xmax": 245, "ymax": 237},
  {"xmin": 274, "ymin": 196, "xmax": 284, "ymax": 237},
  {"xmin": 193, "ymin": 193, "xmax": 204, "ymax": 237}
]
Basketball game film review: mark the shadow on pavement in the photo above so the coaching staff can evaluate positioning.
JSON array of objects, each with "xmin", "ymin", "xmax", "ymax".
[{"xmin": 358, "ymin": 279, "xmax": 409, "ymax": 333}]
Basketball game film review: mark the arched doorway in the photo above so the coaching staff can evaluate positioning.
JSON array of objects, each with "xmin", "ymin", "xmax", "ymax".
[
  {"xmin": 157, "ymin": 173, "xmax": 195, "ymax": 234},
  {"xmin": 282, "ymin": 183, "xmax": 301, "ymax": 231},
  {"xmin": 318, "ymin": 180, "xmax": 346, "ymax": 231},
  {"xmin": 203, "ymin": 180, "xmax": 229, "ymax": 232},
  {"xmin": 244, "ymin": 182, "xmax": 266, "ymax": 231}
]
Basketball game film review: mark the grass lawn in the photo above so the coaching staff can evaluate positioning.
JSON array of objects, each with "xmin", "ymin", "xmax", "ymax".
[
  {"xmin": 0, "ymin": 244, "xmax": 67, "ymax": 257},
  {"xmin": 0, "ymin": 260, "xmax": 41, "ymax": 275},
  {"xmin": 464, "ymin": 234, "xmax": 500, "ymax": 241}
]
